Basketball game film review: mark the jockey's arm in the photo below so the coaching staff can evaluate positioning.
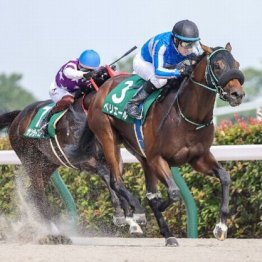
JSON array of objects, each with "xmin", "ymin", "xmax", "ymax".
[
  {"xmin": 78, "ymin": 66, "xmax": 109, "ymax": 93},
  {"xmin": 64, "ymin": 64, "xmax": 85, "ymax": 80},
  {"xmin": 153, "ymin": 44, "xmax": 181, "ymax": 79}
]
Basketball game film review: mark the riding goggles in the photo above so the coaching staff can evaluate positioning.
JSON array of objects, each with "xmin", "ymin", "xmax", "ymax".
[{"xmin": 180, "ymin": 41, "xmax": 195, "ymax": 49}]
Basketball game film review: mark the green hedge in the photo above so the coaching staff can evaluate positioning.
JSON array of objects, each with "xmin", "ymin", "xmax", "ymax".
[{"xmin": 0, "ymin": 119, "xmax": 261, "ymax": 238}]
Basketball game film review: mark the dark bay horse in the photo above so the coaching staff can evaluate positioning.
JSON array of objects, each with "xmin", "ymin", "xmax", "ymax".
[
  {"xmin": 0, "ymin": 69, "xmax": 146, "ymax": 243},
  {"xmin": 87, "ymin": 43, "xmax": 245, "ymax": 246}
]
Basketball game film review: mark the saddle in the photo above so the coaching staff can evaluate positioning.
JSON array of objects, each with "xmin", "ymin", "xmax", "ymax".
[
  {"xmin": 102, "ymin": 75, "xmax": 163, "ymax": 124},
  {"xmin": 23, "ymin": 103, "xmax": 66, "ymax": 139}
]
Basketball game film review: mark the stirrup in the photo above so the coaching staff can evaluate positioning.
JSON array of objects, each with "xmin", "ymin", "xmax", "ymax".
[
  {"xmin": 130, "ymin": 111, "xmax": 143, "ymax": 120},
  {"xmin": 126, "ymin": 104, "xmax": 142, "ymax": 120},
  {"xmin": 39, "ymin": 122, "xmax": 49, "ymax": 135}
]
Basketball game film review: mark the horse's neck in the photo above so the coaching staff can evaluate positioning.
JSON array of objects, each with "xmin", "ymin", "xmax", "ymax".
[
  {"xmin": 178, "ymin": 73, "xmax": 216, "ymax": 123},
  {"xmin": 82, "ymin": 92, "xmax": 96, "ymax": 110}
]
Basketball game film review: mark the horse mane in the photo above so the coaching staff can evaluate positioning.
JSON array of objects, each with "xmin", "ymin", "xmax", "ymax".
[{"xmin": 156, "ymin": 78, "xmax": 188, "ymax": 133}]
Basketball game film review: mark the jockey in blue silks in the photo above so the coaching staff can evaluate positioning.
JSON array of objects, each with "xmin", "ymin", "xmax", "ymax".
[{"xmin": 126, "ymin": 20, "xmax": 204, "ymax": 119}]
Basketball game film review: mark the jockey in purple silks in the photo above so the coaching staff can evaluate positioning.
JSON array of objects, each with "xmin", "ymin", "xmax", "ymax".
[{"xmin": 42, "ymin": 49, "xmax": 101, "ymax": 133}]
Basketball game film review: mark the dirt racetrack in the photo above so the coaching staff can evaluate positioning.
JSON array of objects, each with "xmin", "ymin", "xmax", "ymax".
[{"xmin": 0, "ymin": 237, "xmax": 261, "ymax": 262}]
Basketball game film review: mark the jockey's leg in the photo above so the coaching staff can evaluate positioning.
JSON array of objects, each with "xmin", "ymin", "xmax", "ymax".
[
  {"xmin": 125, "ymin": 80, "xmax": 156, "ymax": 119},
  {"xmin": 49, "ymin": 95, "xmax": 74, "ymax": 115},
  {"xmin": 42, "ymin": 95, "xmax": 74, "ymax": 134},
  {"xmin": 127, "ymin": 54, "xmax": 167, "ymax": 119}
]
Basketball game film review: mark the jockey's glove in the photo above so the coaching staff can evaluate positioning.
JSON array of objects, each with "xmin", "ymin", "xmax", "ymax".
[
  {"xmin": 176, "ymin": 60, "xmax": 193, "ymax": 76},
  {"xmin": 180, "ymin": 65, "xmax": 193, "ymax": 76},
  {"xmin": 83, "ymin": 70, "xmax": 96, "ymax": 80}
]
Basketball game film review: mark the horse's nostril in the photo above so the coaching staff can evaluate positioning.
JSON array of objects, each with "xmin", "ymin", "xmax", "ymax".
[
  {"xmin": 231, "ymin": 91, "xmax": 245, "ymax": 99},
  {"xmin": 230, "ymin": 92, "xmax": 238, "ymax": 98}
]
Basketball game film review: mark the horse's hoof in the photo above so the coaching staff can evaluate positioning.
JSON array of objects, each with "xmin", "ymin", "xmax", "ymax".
[
  {"xmin": 133, "ymin": 213, "xmax": 147, "ymax": 225},
  {"xmin": 125, "ymin": 217, "xmax": 144, "ymax": 236},
  {"xmin": 129, "ymin": 224, "xmax": 143, "ymax": 236},
  {"xmin": 213, "ymin": 222, "xmax": 228, "ymax": 241},
  {"xmin": 165, "ymin": 237, "xmax": 179, "ymax": 247},
  {"xmin": 113, "ymin": 216, "xmax": 126, "ymax": 227},
  {"xmin": 38, "ymin": 234, "xmax": 72, "ymax": 245}
]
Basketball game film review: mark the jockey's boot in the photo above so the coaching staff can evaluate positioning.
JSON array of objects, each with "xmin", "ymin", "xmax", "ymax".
[
  {"xmin": 42, "ymin": 95, "xmax": 74, "ymax": 134},
  {"xmin": 125, "ymin": 80, "xmax": 156, "ymax": 119}
]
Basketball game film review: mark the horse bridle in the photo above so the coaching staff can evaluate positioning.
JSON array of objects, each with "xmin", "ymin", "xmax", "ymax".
[
  {"xmin": 176, "ymin": 48, "xmax": 239, "ymax": 130},
  {"xmin": 190, "ymin": 48, "xmax": 230, "ymax": 101}
]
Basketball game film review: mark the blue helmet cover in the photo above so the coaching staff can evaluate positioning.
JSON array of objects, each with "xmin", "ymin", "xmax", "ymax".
[{"xmin": 79, "ymin": 49, "xmax": 101, "ymax": 69}]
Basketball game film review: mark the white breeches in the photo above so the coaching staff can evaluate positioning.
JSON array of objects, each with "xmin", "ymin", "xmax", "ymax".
[
  {"xmin": 49, "ymin": 81, "xmax": 74, "ymax": 103},
  {"xmin": 133, "ymin": 54, "xmax": 167, "ymax": 88}
]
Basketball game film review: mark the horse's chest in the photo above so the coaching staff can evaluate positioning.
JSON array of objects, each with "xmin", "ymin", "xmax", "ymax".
[
  {"xmin": 164, "ymin": 140, "xmax": 205, "ymax": 165},
  {"xmin": 176, "ymin": 145, "xmax": 204, "ymax": 164}
]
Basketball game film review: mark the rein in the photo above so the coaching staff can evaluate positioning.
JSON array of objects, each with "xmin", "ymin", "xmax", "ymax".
[{"xmin": 176, "ymin": 48, "xmax": 229, "ymax": 130}]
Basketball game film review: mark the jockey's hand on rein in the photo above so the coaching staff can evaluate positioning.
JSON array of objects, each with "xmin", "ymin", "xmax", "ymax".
[
  {"xmin": 177, "ymin": 61, "xmax": 193, "ymax": 76},
  {"xmin": 180, "ymin": 65, "xmax": 193, "ymax": 76},
  {"xmin": 83, "ymin": 70, "xmax": 96, "ymax": 80}
]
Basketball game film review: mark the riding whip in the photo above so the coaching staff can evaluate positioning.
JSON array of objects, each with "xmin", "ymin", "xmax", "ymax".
[{"xmin": 109, "ymin": 46, "xmax": 137, "ymax": 66}]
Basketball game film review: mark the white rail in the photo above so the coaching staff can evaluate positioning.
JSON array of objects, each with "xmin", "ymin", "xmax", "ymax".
[{"xmin": 1, "ymin": 145, "xmax": 262, "ymax": 165}]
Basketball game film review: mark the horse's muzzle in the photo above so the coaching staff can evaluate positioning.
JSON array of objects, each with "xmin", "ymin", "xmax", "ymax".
[
  {"xmin": 218, "ymin": 69, "xmax": 245, "ymax": 106},
  {"xmin": 228, "ymin": 88, "xmax": 245, "ymax": 106}
]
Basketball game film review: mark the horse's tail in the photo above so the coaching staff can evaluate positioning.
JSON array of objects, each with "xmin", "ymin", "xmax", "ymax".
[{"xmin": 0, "ymin": 110, "xmax": 21, "ymax": 130}]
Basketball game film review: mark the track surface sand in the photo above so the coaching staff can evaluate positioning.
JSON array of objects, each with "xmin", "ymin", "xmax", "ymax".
[{"xmin": 0, "ymin": 237, "xmax": 261, "ymax": 262}]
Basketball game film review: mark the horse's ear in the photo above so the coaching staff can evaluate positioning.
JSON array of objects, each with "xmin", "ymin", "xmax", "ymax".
[
  {"xmin": 200, "ymin": 43, "xmax": 212, "ymax": 54},
  {"xmin": 225, "ymin": 42, "xmax": 232, "ymax": 52}
]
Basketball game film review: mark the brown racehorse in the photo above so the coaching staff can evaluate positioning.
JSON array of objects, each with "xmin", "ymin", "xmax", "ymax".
[
  {"xmin": 87, "ymin": 43, "xmax": 245, "ymax": 246},
  {"xmin": 0, "ymin": 68, "xmax": 145, "ymax": 243}
]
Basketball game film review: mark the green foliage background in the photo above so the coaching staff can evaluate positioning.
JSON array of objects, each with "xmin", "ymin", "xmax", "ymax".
[
  {"xmin": 0, "ymin": 73, "xmax": 36, "ymax": 113},
  {"xmin": 0, "ymin": 120, "xmax": 261, "ymax": 238}
]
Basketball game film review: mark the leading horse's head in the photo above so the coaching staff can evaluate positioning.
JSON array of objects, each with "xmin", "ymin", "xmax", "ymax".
[{"xmin": 194, "ymin": 43, "xmax": 245, "ymax": 106}]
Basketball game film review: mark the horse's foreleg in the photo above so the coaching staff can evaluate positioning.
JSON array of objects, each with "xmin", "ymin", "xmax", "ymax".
[
  {"xmin": 103, "ymin": 155, "xmax": 144, "ymax": 233},
  {"xmin": 212, "ymin": 165, "xmax": 230, "ymax": 240},
  {"xmin": 147, "ymin": 195, "xmax": 179, "ymax": 246},
  {"xmin": 97, "ymin": 163, "xmax": 126, "ymax": 226},
  {"xmin": 191, "ymin": 152, "xmax": 230, "ymax": 241},
  {"xmin": 143, "ymin": 157, "xmax": 179, "ymax": 246},
  {"xmin": 149, "ymin": 156, "xmax": 180, "ymax": 205},
  {"xmin": 111, "ymin": 179, "xmax": 145, "ymax": 221}
]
